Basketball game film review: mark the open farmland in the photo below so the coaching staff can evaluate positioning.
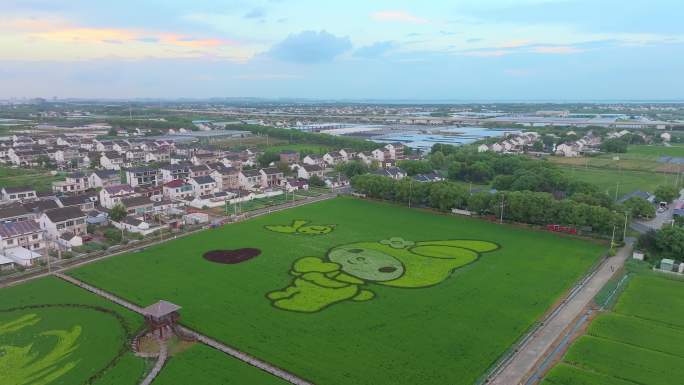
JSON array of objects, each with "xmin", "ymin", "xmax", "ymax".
[
  {"xmin": 70, "ymin": 197, "xmax": 604, "ymax": 385},
  {"xmin": 559, "ymin": 166, "xmax": 673, "ymax": 198},
  {"xmin": 152, "ymin": 344, "xmax": 288, "ymax": 385},
  {"xmin": 542, "ymin": 274, "xmax": 684, "ymax": 385},
  {"xmin": 0, "ymin": 277, "xmax": 147, "ymax": 385}
]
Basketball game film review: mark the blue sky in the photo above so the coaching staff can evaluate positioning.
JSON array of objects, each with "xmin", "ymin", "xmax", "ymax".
[{"xmin": 1, "ymin": 0, "xmax": 683, "ymax": 100}]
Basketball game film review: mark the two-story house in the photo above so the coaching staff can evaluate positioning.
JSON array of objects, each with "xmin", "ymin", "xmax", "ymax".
[
  {"xmin": 259, "ymin": 168, "xmax": 284, "ymax": 188},
  {"xmin": 125, "ymin": 167, "xmax": 161, "ymax": 188},
  {"xmin": 163, "ymin": 180, "xmax": 195, "ymax": 201},
  {"xmin": 100, "ymin": 151, "xmax": 125, "ymax": 170},
  {"xmin": 190, "ymin": 176, "xmax": 218, "ymax": 197},
  {"xmin": 238, "ymin": 169, "xmax": 262, "ymax": 189},
  {"xmin": 39, "ymin": 207, "xmax": 87, "ymax": 238},
  {"xmin": 51, "ymin": 172, "xmax": 89, "ymax": 194},
  {"xmin": 0, "ymin": 221, "xmax": 46, "ymax": 253},
  {"xmin": 99, "ymin": 185, "xmax": 138, "ymax": 209},
  {"xmin": 88, "ymin": 170, "xmax": 121, "ymax": 188}
]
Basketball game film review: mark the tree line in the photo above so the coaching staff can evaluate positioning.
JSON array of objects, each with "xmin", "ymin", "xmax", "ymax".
[{"xmin": 351, "ymin": 174, "xmax": 625, "ymax": 238}]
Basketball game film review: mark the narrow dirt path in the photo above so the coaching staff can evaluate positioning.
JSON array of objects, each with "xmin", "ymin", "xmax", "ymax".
[{"xmin": 53, "ymin": 273, "xmax": 314, "ymax": 385}]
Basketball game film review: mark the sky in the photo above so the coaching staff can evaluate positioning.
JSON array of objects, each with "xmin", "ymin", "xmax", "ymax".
[{"xmin": 1, "ymin": 0, "xmax": 684, "ymax": 100}]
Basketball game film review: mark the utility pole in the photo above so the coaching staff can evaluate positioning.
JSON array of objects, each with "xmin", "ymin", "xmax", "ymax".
[
  {"xmin": 623, "ymin": 211, "xmax": 629, "ymax": 243},
  {"xmin": 408, "ymin": 179, "xmax": 413, "ymax": 208},
  {"xmin": 614, "ymin": 182, "xmax": 620, "ymax": 201},
  {"xmin": 499, "ymin": 195, "xmax": 505, "ymax": 224},
  {"xmin": 610, "ymin": 224, "xmax": 616, "ymax": 250}
]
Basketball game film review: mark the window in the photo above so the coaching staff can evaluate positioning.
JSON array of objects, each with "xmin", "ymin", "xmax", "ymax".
[
  {"xmin": 33, "ymin": 243, "xmax": 39, "ymax": 249},
  {"xmin": 6, "ymin": 239, "xmax": 14, "ymax": 245},
  {"xmin": 32, "ymin": 234, "xmax": 38, "ymax": 240}
]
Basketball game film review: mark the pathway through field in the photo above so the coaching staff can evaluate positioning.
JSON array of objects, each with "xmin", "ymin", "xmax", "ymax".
[
  {"xmin": 488, "ymin": 241, "xmax": 633, "ymax": 385},
  {"xmin": 53, "ymin": 273, "xmax": 314, "ymax": 385}
]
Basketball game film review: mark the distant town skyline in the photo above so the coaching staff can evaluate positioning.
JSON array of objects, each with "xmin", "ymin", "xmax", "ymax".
[{"xmin": 1, "ymin": 0, "xmax": 683, "ymax": 100}]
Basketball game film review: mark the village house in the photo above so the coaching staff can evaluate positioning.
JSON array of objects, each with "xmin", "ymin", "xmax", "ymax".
[
  {"xmin": 100, "ymin": 151, "xmax": 125, "ymax": 170},
  {"xmin": 125, "ymin": 167, "xmax": 162, "ymax": 188},
  {"xmin": 52, "ymin": 172, "xmax": 89, "ymax": 194},
  {"xmin": 0, "ymin": 204, "xmax": 36, "ymax": 223},
  {"xmin": 163, "ymin": 180, "xmax": 195, "ymax": 201},
  {"xmin": 285, "ymin": 178, "xmax": 309, "ymax": 192},
  {"xmin": 210, "ymin": 167, "xmax": 240, "ymax": 191},
  {"xmin": 371, "ymin": 148, "xmax": 386, "ymax": 162},
  {"xmin": 302, "ymin": 154, "xmax": 325, "ymax": 167},
  {"xmin": 279, "ymin": 150, "xmax": 300, "ymax": 164},
  {"xmin": 189, "ymin": 164, "xmax": 212, "ymax": 178},
  {"xmin": 260, "ymin": 168, "xmax": 284, "ymax": 188},
  {"xmin": 238, "ymin": 169, "xmax": 262, "ymax": 189},
  {"xmin": 99, "ymin": 185, "xmax": 138, "ymax": 209},
  {"xmin": 94, "ymin": 140, "xmax": 114, "ymax": 152},
  {"xmin": 39, "ymin": 206, "xmax": 87, "ymax": 238},
  {"xmin": 190, "ymin": 176, "xmax": 218, "ymax": 197},
  {"xmin": 0, "ymin": 221, "xmax": 46, "ymax": 253},
  {"xmin": 1, "ymin": 187, "xmax": 37, "ymax": 203},
  {"xmin": 339, "ymin": 148, "xmax": 357, "ymax": 161},
  {"xmin": 88, "ymin": 170, "xmax": 121, "ymax": 188},
  {"xmin": 296, "ymin": 164, "xmax": 325, "ymax": 180},
  {"xmin": 120, "ymin": 196, "xmax": 155, "ymax": 216},
  {"xmin": 323, "ymin": 151, "xmax": 345, "ymax": 166},
  {"xmin": 384, "ymin": 143, "xmax": 405, "ymax": 160},
  {"xmin": 373, "ymin": 167, "xmax": 407, "ymax": 180},
  {"xmin": 57, "ymin": 194, "xmax": 97, "ymax": 212},
  {"xmin": 160, "ymin": 163, "xmax": 191, "ymax": 183}
]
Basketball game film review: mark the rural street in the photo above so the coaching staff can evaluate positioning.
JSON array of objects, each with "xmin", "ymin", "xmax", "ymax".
[{"xmin": 488, "ymin": 240, "xmax": 633, "ymax": 385}]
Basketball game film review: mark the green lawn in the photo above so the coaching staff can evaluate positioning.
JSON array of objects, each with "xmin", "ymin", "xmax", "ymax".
[
  {"xmin": 627, "ymin": 144, "xmax": 684, "ymax": 159},
  {"xmin": 0, "ymin": 277, "xmax": 147, "ymax": 385},
  {"xmin": 0, "ymin": 166, "xmax": 63, "ymax": 192},
  {"xmin": 261, "ymin": 143, "xmax": 330, "ymax": 154},
  {"xmin": 542, "ymin": 274, "xmax": 684, "ymax": 385},
  {"xmin": 560, "ymin": 166, "xmax": 674, "ymax": 198},
  {"xmin": 70, "ymin": 197, "xmax": 604, "ymax": 385},
  {"xmin": 152, "ymin": 344, "xmax": 288, "ymax": 385}
]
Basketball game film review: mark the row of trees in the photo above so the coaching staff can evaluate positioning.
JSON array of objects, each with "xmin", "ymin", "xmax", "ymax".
[
  {"xmin": 638, "ymin": 227, "xmax": 684, "ymax": 261},
  {"xmin": 427, "ymin": 145, "xmax": 613, "ymax": 207},
  {"xmin": 351, "ymin": 174, "xmax": 624, "ymax": 237}
]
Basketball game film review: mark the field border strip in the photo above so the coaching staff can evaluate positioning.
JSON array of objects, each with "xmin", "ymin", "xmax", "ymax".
[{"xmin": 478, "ymin": 254, "xmax": 608, "ymax": 384}]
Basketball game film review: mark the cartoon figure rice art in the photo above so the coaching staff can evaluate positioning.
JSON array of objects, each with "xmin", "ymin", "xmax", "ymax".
[{"xmin": 267, "ymin": 237, "xmax": 499, "ymax": 312}]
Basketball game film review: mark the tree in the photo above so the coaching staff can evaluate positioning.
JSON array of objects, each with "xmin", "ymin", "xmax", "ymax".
[
  {"xmin": 257, "ymin": 151, "xmax": 280, "ymax": 167},
  {"xmin": 308, "ymin": 175, "xmax": 326, "ymax": 187},
  {"xmin": 531, "ymin": 141, "xmax": 544, "ymax": 152},
  {"xmin": 600, "ymin": 138, "xmax": 628, "ymax": 153},
  {"xmin": 655, "ymin": 185, "xmax": 678, "ymax": 203},
  {"xmin": 110, "ymin": 203, "xmax": 128, "ymax": 222},
  {"xmin": 336, "ymin": 161, "xmax": 368, "ymax": 178},
  {"xmin": 621, "ymin": 197, "xmax": 655, "ymax": 219},
  {"xmin": 108, "ymin": 127, "xmax": 118, "ymax": 137},
  {"xmin": 655, "ymin": 226, "xmax": 684, "ymax": 259}
]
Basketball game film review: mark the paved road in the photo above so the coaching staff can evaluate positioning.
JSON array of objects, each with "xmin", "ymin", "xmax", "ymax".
[{"xmin": 488, "ymin": 241, "xmax": 633, "ymax": 385}]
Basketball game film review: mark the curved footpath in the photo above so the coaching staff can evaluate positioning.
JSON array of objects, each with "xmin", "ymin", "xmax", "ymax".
[{"xmin": 488, "ymin": 241, "xmax": 633, "ymax": 385}]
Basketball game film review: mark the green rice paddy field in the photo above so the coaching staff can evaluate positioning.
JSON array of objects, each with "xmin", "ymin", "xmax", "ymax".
[
  {"xmin": 542, "ymin": 274, "xmax": 684, "ymax": 385},
  {"xmin": 151, "ymin": 344, "xmax": 288, "ymax": 385},
  {"xmin": 0, "ymin": 277, "xmax": 146, "ymax": 385},
  {"xmin": 70, "ymin": 197, "xmax": 605, "ymax": 385}
]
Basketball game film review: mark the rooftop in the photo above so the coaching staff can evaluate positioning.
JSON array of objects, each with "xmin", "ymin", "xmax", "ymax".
[{"xmin": 143, "ymin": 300, "xmax": 182, "ymax": 318}]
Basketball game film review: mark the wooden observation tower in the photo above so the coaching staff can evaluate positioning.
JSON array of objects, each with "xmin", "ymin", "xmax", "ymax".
[{"xmin": 142, "ymin": 300, "xmax": 181, "ymax": 338}]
